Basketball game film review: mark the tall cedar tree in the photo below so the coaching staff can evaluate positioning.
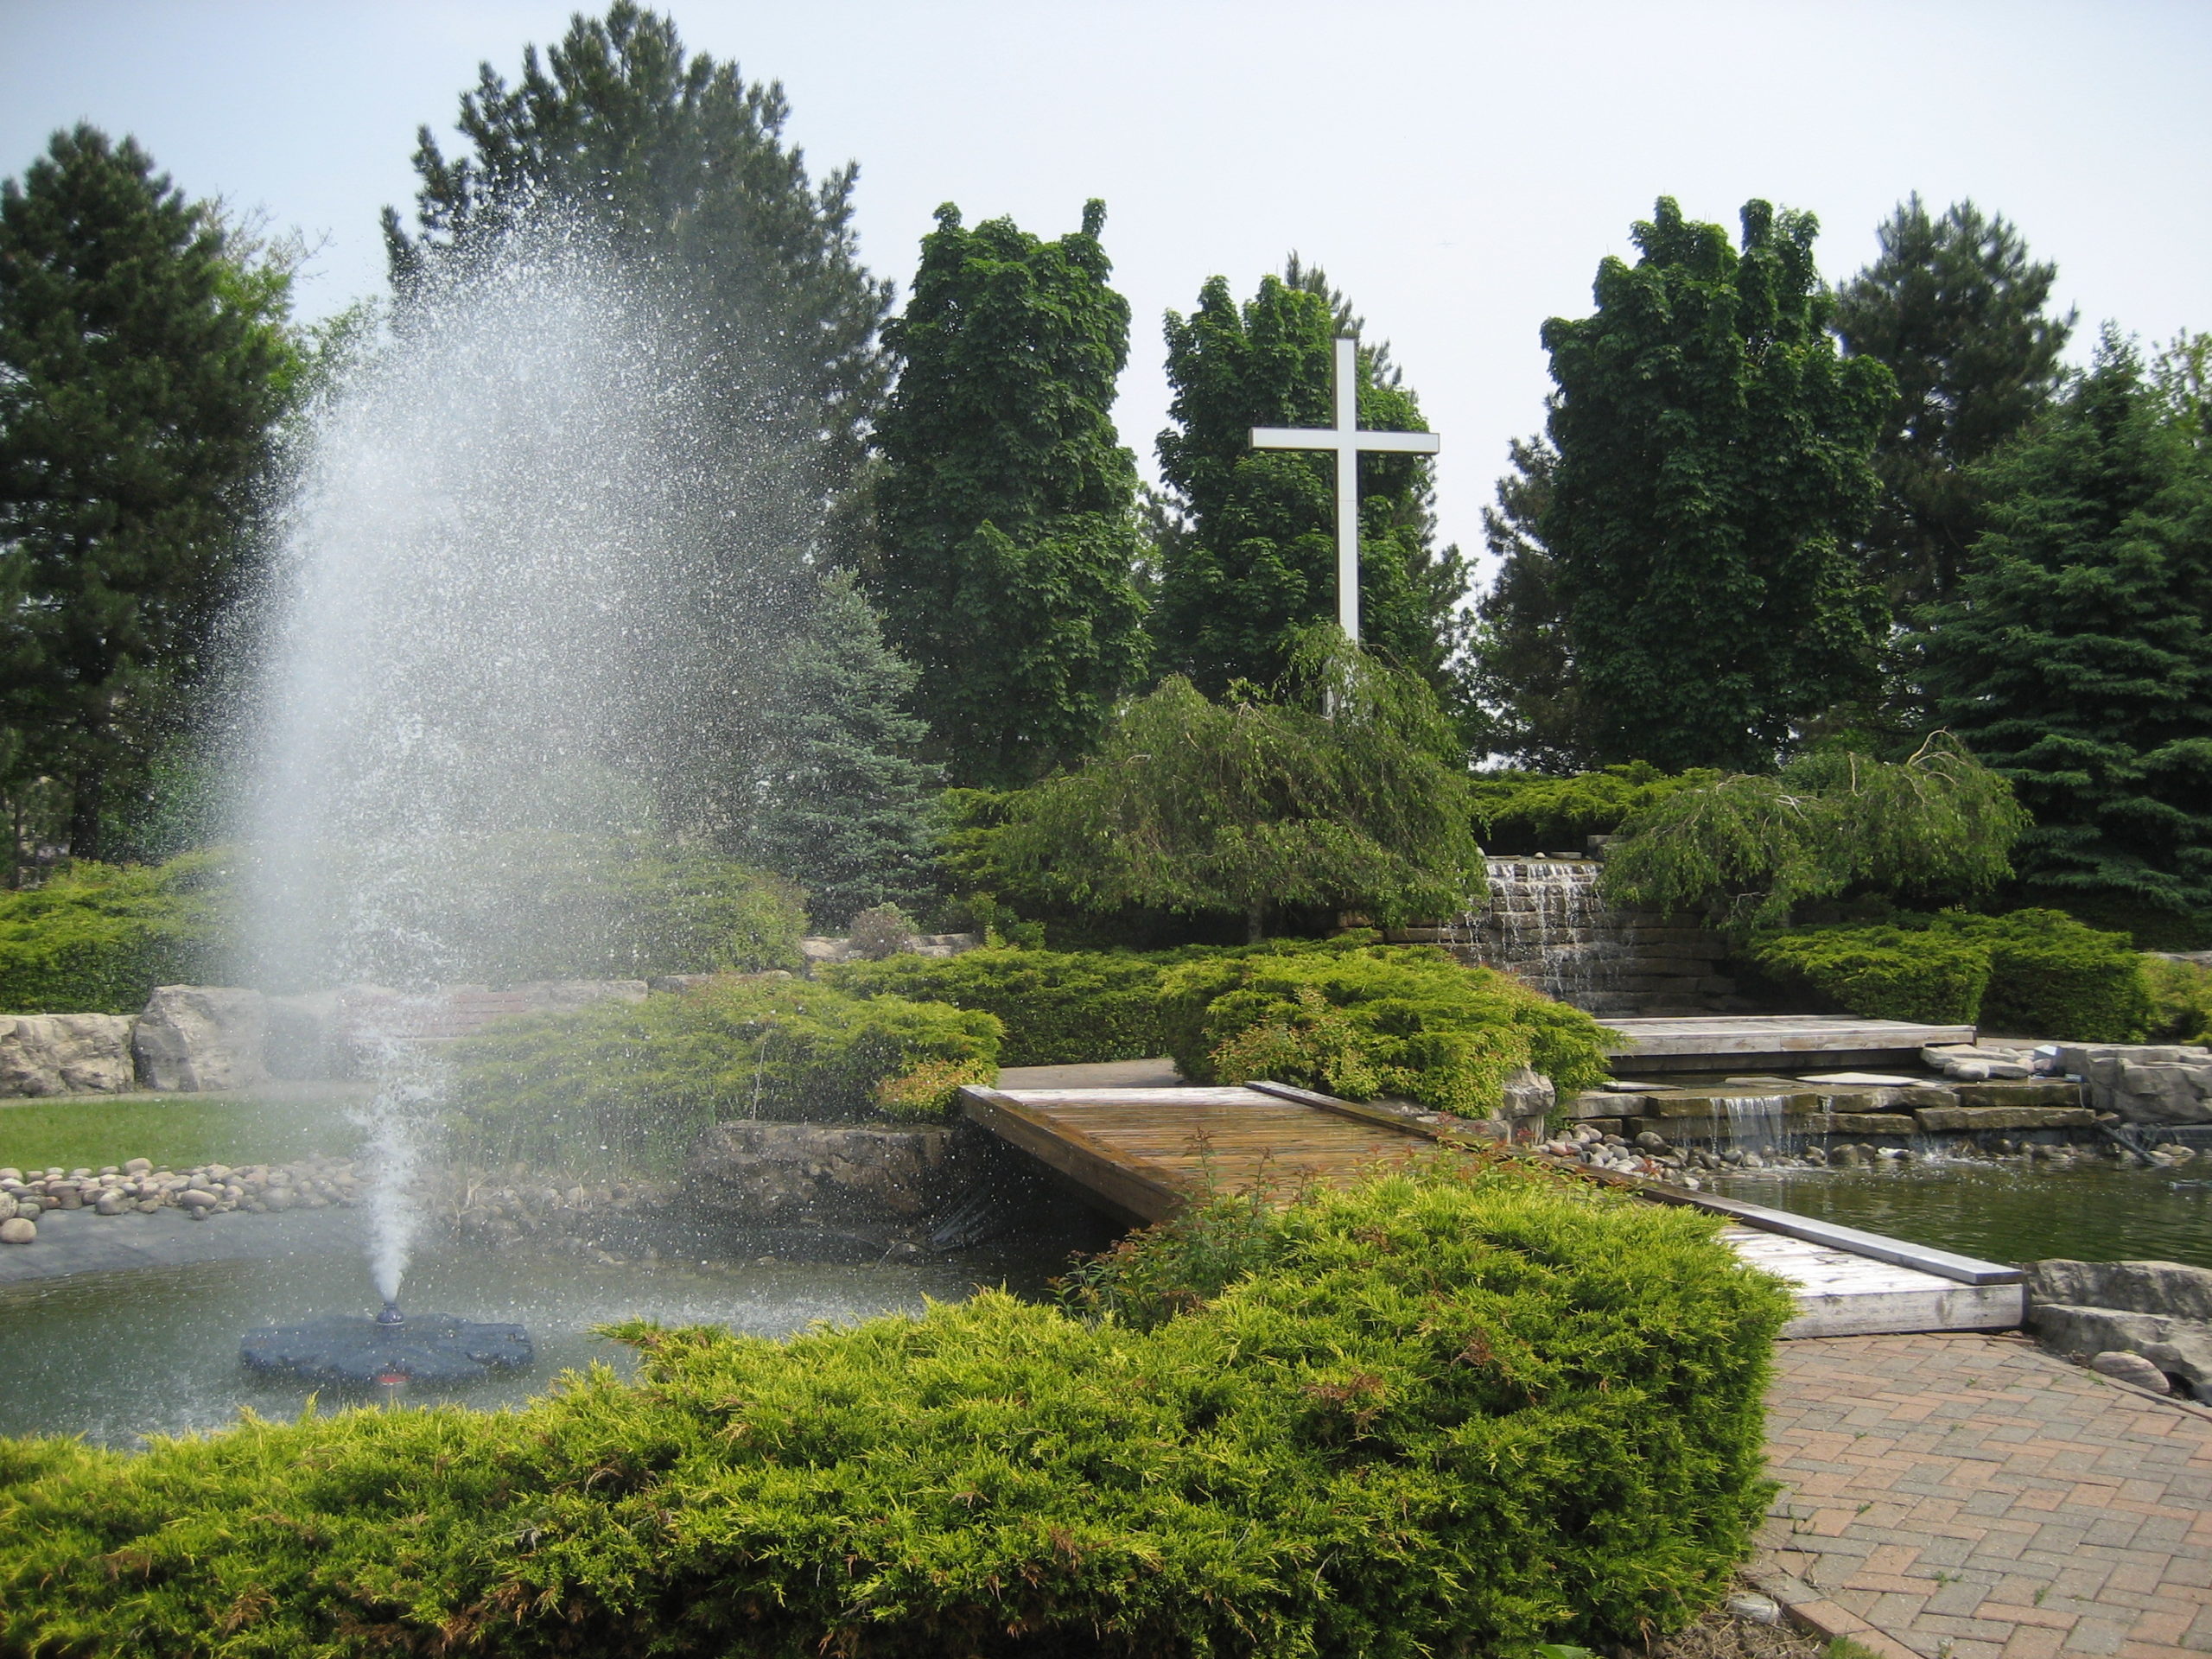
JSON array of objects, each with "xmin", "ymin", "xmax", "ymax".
[
  {"xmin": 1834, "ymin": 197, "xmax": 2074, "ymax": 612},
  {"xmin": 1541, "ymin": 199, "xmax": 1891, "ymax": 772},
  {"xmin": 872, "ymin": 201, "xmax": 1148, "ymax": 785},
  {"xmin": 735, "ymin": 570, "xmax": 943, "ymax": 927},
  {"xmin": 1151, "ymin": 267, "xmax": 1468, "ymax": 702},
  {"xmin": 1465, "ymin": 432, "xmax": 1592, "ymax": 766},
  {"xmin": 385, "ymin": 3, "xmax": 890, "ymax": 575},
  {"xmin": 0, "ymin": 126, "xmax": 289, "ymax": 859},
  {"xmin": 1922, "ymin": 334, "xmax": 2212, "ymax": 918}
]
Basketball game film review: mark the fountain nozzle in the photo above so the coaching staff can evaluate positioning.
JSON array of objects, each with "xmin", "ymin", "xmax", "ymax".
[{"xmin": 375, "ymin": 1300, "xmax": 406, "ymax": 1327}]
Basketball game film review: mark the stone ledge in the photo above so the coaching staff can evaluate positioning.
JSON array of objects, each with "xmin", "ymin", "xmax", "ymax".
[{"xmin": 1912, "ymin": 1104, "xmax": 2096, "ymax": 1133}]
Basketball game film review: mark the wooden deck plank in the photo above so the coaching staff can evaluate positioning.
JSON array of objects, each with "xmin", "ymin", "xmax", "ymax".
[
  {"xmin": 1602, "ymin": 1015, "xmax": 1974, "ymax": 1058},
  {"xmin": 958, "ymin": 1079, "xmax": 2024, "ymax": 1338}
]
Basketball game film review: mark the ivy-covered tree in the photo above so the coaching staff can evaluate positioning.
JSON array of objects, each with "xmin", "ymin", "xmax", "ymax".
[
  {"xmin": 736, "ymin": 571, "xmax": 942, "ymax": 929},
  {"xmin": 385, "ymin": 2, "xmax": 891, "ymax": 573},
  {"xmin": 1834, "ymin": 197, "xmax": 2074, "ymax": 612},
  {"xmin": 0, "ymin": 126, "xmax": 293, "ymax": 861},
  {"xmin": 871, "ymin": 200, "xmax": 1148, "ymax": 785},
  {"xmin": 990, "ymin": 632, "xmax": 1484, "ymax": 942},
  {"xmin": 1150, "ymin": 264, "xmax": 1468, "ymax": 703},
  {"xmin": 1921, "ymin": 333, "xmax": 2212, "ymax": 918},
  {"xmin": 1541, "ymin": 199, "xmax": 1892, "ymax": 772}
]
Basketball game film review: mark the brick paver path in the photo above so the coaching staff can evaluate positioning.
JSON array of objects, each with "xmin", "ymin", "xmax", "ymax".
[{"xmin": 1758, "ymin": 1333, "xmax": 2212, "ymax": 1658}]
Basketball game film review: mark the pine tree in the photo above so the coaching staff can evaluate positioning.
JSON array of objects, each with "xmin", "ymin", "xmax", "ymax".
[
  {"xmin": 385, "ymin": 3, "xmax": 891, "ymax": 572},
  {"xmin": 0, "ymin": 126, "xmax": 291, "ymax": 860},
  {"xmin": 1834, "ymin": 197, "xmax": 2074, "ymax": 611},
  {"xmin": 1922, "ymin": 333, "xmax": 2212, "ymax": 918},
  {"xmin": 1151, "ymin": 265, "xmax": 1468, "ymax": 702},
  {"xmin": 1541, "ymin": 199, "xmax": 1891, "ymax": 772},
  {"xmin": 737, "ymin": 571, "xmax": 943, "ymax": 928},
  {"xmin": 871, "ymin": 200, "xmax": 1148, "ymax": 785}
]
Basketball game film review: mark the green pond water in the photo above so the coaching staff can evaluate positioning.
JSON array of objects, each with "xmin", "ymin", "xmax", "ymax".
[
  {"xmin": 1707, "ymin": 1159, "xmax": 2212, "ymax": 1270},
  {"xmin": 0, "ymin": 1228, "xmax": 1087, "ymax": 1448}
]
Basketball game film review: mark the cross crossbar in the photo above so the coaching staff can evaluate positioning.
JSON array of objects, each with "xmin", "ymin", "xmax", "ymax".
[{"xmin": 1249, "ymin": 336, "xmax": 1440, "ymax": 641}]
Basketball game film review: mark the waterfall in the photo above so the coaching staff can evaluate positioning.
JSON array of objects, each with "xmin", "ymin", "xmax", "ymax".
[{"xmin": 1447, "ymin": 858, "xmax": 1633, "ymax": 1006}]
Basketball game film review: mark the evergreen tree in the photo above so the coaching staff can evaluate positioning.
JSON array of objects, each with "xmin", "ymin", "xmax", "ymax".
[
  {"xmin": 1541, "ymin": 199, "xmax": 1891, "ymax": 772},
  {"xmin": 385, "ymin": 2, "xmax": 891, "ymax": 572},
  {"xmin": 871, "ymin": 200, "xmax": 1147, "ymax": 785},
  {"xmin": 1922, "ymin": 333, "xmax": 2212, "ymax": 918},
  {"xmin": 738, "ymin": 570, "xmax": 943, "ymax": 928},
  {"xmin": 0, "ymin": 125, "xmax": 292, "ymax": 860},
  {"xmin": 1834, "ymin": 197, "xmax": 2074, "ymax": 610},
  {"xmin": 1465, "ymin": 432, "xmax": 1592, "ymax": 767},
  {"xmin": 992, "ymin": 632, "xmax": 1484, "ymax": 942},
  {"xmin": 1151, "ymin": 265, "xmax": 1468, "ymax": 702}
]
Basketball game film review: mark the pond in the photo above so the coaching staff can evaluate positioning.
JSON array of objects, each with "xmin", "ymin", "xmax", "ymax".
[
  {"xmin": 0, "ymin": 1221, "xmax": 1090, "ymax": 1448},
  {"xmin": 1706, "ymin": 1157, "xmax": 2212, "ymax": 1271}
]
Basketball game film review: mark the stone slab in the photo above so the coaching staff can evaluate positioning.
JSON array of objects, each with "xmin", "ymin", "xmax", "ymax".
[
  {"xmin": 1911, "ymin": 1104, "xmax": 2097, "ymax": 1133},
  {"xmin": 1601, "ymin": 1015, "xmax": 1976, "ymax": 1058}
]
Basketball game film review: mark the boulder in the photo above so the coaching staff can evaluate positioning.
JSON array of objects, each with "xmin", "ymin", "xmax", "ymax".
[
  {"xmin": 132, "ymin": 987, "xmax": 270, "ymax": 1092},
  {"xmin": 1499, "ymin": 1065, "xmax": 1555, "ymax": 1131},
  {"xmin": 265, "ymin": 988, "xmax": 351, "ymax": 1080},
  {"xmin": 0, "ymin": 1013, "xmax": 137, "ymax": 1096},
  {"xmin": 2057, "ymin": 1043, "xmax": 2212, "ymax": 1125},
  {"xmin": 0, "ymin": 1216, "xmax": 35, "ymax": 1244},
  {"xmin": 2089, "ymin": 1351, "xmax": 2172, "ymax": 1394},
  {"xmin": 2027, "ymin": 1258, "xmax": 2212, "ymax": 1324},
  {"xmin": 690, "ymin": 1122, "xmax": 960, "ymax": 1224}
]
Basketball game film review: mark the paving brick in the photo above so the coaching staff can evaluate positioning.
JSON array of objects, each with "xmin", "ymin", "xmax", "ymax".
[{"xmin": 1758, "ymin": 1335, "xmax": 2212, "ymax": 1659}]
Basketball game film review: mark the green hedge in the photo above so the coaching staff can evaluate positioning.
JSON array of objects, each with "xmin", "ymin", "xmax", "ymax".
[
  {"xmin": 0, "ymin": 850, "xmax": 228, "ymax": 1014},
  {"xmin": 2146, "ymin": 956, "xmax": 2212, "ymax": 1045},
  {"xmin": 1160, "ymin": 945, "xmax": 1615, "ymax": 1116},
  {"xmin": 1751, "ymin": 909, "xmax": 2153, "ymax": 1039},
  {"xmin": 1749, "ymin": 926, "xmax": 1991, "ymax": 1025},
  {"xmin": 825, "ymin": 946, "xmax": 1173, "ymax": 1065},
  {"xmin": 1470, "ymin": 761, "xmax": 1721, "ymax": 856},
  {"xmin": 0, "ymin": 1165, "xmax": 1792, "ymax": 1657},
  {"xmin": 1936, "ymin": 909, "xmax": 2152, "ymax": 1041},
  {"xmin": 445, "ymin": 977, "xmax": 1001, "ymax": 1170}
]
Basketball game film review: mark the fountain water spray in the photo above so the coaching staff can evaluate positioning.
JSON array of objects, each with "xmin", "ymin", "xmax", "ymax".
[{"xmin": 238, "ymin": 219, "xmax": 784, "ymax": 1314}]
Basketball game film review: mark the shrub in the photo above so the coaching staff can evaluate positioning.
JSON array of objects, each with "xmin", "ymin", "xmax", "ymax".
[
  {"xmin": 0, "ymin": 849, "xmax": 229, "ymax": 1013},
  {"xmin": 1159, "ymin": 945, "xmax": 1616, "ymax": 1116},
  {"xmin": 1936, "ymin": 909, "xmax": 2152, "ymax": 1041},
  {"xmin": 444, "ymin": 977, "xmax": 1001, "ymax": 1169},
  {"xmin": 1599, "ymin": 735, "xmax": 2030, "ymax": 930},
  {"xmin": 1749, "ymin": 908, "xmax": 2154, "ymax": 1039},
  {"xmin": 826, "ymin": 945, "xmax": 1177, "ymax": 1065},
  {"xmin": 0, "ymin": 1165, "xmax": 1792, "ymax": 1657},
  {"xmin": 2145, "ymin": 956, "xmax": 2212, "ymax": 1044},
  {"xmin": 1749, "ymin": 925, "xmax": 1992, "ymax": 1025},
  {"xmin": 984, "ymin": 636, "xmax": 1487, "ymax": 941},
  {"xmin": 1470, "ymin": 761, "xmax": 1721, "ymax": 856},
  {"xmin": 845, "ymin": 903, "xmax": 918, "ymax": 961}
]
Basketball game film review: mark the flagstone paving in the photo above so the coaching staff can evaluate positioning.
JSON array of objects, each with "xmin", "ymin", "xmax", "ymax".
[{"xmin": 1756, "ymin": 1333, "xmax": 2212, "ymax": 1658}]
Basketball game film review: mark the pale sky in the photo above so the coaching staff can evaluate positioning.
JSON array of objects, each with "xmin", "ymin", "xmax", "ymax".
[{"xmin": 3, "ymin": 1, "xmax": 2208, "ymax": 572}]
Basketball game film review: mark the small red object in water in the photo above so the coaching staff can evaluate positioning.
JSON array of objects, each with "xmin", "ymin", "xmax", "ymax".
[{"xmin": 376, "ymin": 1370, "xmax": 409, "ymax": 1386}]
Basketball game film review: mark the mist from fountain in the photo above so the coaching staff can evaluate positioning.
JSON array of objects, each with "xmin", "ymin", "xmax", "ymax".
[{"xmin": 235, "ymin": 223, "xmax": 773, "ymax": 1312}]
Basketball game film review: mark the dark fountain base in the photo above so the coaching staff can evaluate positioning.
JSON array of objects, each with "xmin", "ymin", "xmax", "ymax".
[{"xmin": 241, "ymin": 1306, "xmax": 533, "ymax": 1386}]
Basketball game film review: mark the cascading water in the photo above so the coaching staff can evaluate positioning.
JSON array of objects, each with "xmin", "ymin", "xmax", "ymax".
[
  {"xmin": 1448, "ymin": 858, "xmax": 1634, "ymax": 1007},
  {"xmin": 238, "ymin": 224, "xmax": 775, "ymax": 1317}
]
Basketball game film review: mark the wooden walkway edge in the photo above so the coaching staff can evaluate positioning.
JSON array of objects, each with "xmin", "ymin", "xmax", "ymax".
[{"xmin": 958, "ymin": 1080, "xmax": 2024, "ymax": 1338}]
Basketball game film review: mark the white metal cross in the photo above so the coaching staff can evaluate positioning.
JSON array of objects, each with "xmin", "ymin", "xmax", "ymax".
[{"xmin": 1250, "ymin": 336, "xmax": 1440, "ymax": 644}]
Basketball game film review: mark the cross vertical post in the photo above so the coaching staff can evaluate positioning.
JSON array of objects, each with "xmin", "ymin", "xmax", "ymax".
[{"xmin": 1250, "ymin": 336, "xmax": 1440, "ymax": 645}]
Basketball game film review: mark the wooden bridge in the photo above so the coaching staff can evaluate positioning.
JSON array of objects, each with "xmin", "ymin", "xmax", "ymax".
[{"xmin": 958, "ymin": 1078, "xmax": 2024, "ymax": 1338}]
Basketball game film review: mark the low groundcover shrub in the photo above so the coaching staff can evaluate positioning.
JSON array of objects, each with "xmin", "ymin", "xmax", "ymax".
[
  {"xmin": 445, "ymin": 976, "xmax": 1001, "ymax": 1169},
  {"xmin": 1160, "ymin": 945, "xmax": 1616, "ymax": 1116},
  {"xmin": 826, "ymin": 944, "xmax": 1175, "ymax": 1065},
  {"xmin": 0, "ymin": 1162, "xmax": 1791, "ymax": 1658}
]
